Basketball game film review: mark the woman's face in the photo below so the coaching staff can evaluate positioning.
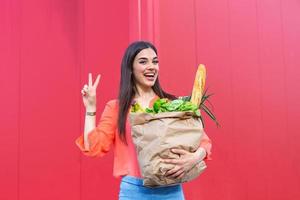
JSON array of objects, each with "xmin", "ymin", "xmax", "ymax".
[{"xmin": 132, "ymin": 48, "xmax": 159, "ymax": 89}]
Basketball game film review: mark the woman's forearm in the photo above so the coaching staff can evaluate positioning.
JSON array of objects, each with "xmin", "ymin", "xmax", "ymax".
[{"xmin": 83, "ymin": 107, "xmax": 97, "ymax": 150}]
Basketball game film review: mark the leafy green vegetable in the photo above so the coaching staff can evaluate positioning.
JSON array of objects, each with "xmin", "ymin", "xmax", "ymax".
[
  {"xmin": 131, "ymin": 102, "xmax": 145, "ymax": 113},
  {"xmin": 153, "ymin": 98, "xmax": 168, "ymax": 113},
  {"xmin": 131, "ymin": 98, "xmax": 201, "ymax": 117},
  {"xmin": 145, "ymin": 108, "xmax": 154, "ymax": 113},
  {"xmin": 178, "ymin": 101, "xmax": 198, "ymax": 111},
  {"xmin": 131, "ymin": 88, "xmax": 220, "ymax": 128},
  {"xmin": 165, "ymin": 99, "xmax": 184, "ymax": 111},
  {"xmin": 199, "ymin": 88, "xmax": 220, "ymax": 128}
]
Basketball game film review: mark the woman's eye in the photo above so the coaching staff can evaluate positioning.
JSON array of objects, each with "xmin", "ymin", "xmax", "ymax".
[
  {"xmin": 153, "ymin": 60, "xmax": 159, "ymax": 64},
  {"xmin": 139, "ymin": 61, "xmax": 147, "ymax": 64}
]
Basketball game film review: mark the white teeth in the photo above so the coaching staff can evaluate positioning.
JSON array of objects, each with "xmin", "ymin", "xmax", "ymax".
[{"xmin": 144, "ymin": 73, "xmax": 155, "ymax": 76}]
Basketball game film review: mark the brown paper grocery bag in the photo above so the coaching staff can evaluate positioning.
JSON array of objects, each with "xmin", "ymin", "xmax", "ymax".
[{"xmin": 129, "ymin": 111, "xmax": 207, "ymax": 187}]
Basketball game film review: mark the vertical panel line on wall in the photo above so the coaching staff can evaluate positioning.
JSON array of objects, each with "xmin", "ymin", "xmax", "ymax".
[
  {"xmin": 146, "ymin": 0, "xmax": 154, "ymax": 42},
  {"xmin": 254, "ymin": 0, "xmax": 267, "ymax": 180},
  {"xmin": 16, "ymin": 0, "xmax": 21, "ymax": 199},
  {"xmin": 226, "ymin": 0, "xmax": 236, "ymax": 162},
  {"xmin": 193, "ymin": 0, "xmax": 199, "ymax": 65},
  {"xmin": 79, "ymin": 0, "xmax": 85, "ymax": 200},
  {"xmin": 138, "ymin": 0, "xmax": 142, "ymax": 39},
  {"xmin": 254, "ymin": 0, "xmax": 267, "ymax": 194},
  {"xmin": 153, "ymin": 0, "xmax": 160, "ymax": 51},
  {"xmin": 279, "ymin": 0, "xmax": 289, "ymax": 156},
  {"xmin": 152, "ymin": 0, "xmax": 155, "ymax": 44}
]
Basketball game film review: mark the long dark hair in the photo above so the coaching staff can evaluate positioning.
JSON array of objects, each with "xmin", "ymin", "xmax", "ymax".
[{"xmin": 118, "ymin": 41, "xmax": 176, "ymax": 144}]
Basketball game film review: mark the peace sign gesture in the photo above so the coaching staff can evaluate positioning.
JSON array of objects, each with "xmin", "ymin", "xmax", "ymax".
[{"xmin": 81, "ymin": 73, "xmax": 101, "ymax": 109}]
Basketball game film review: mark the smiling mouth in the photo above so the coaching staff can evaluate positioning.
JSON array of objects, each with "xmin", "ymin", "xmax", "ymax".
[
  {"xmin": 144, "ymin": 74, "xmax": 155, "ymax": 78},
  {"xmin": 143, "ymin": 72, "xmax": 156, "ymax": 81}
]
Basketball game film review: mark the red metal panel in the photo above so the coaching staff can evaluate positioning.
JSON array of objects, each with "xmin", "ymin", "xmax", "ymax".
[
  {"xmin": 150, "ymin": 0, "xmax": 300, "ymax": 199},
  {"xmin": 129, "ymin": 0, "xmax": 141, "ymax": 41},
  {"xmin": 18, "ymin": 0, "xmax": 82, "ymax": 199},
  {"xmin": 192, "ymin": 0, "xmax": 234, "ymax": 199},
  {"xmin": 1, "ymin": 0, "xmax": 300, "ymax": 199},
  {"xmin": 226, "ymin": 0, "xmax": 264, "ymax": 199},
  {"xmin": 281, "ymin": 0, "xmax": 300, "ymax": 199},
  {"xmin": 257, "ymin": 1, "xmax": 290, "ymax": 199},
  {"xmin": 156, "ymin": 0, "xmax": 197, "ymax": 97},
  {"xmin": 0, "ymin": 0, "xmax": 19, "ymax": 200},
  {"xmin": 80, "ymin": 0, "xmax": 129, "ymax": 200},
  {"xmin": 140, "ymin": 0, "xmax": 154, "ymax": 42}
]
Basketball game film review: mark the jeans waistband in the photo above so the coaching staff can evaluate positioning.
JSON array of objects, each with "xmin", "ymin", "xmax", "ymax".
[
  {"xmin": 121, "ymin": 175, "xmax": 182, "ymax": 188},
  {"xmin": 121, "ymin": 175, "xmax": 144, "ymax": 186}
]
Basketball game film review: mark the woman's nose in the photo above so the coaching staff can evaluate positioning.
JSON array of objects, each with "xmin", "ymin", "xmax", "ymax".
[{"xmin": 147, "ymin": 64, "xmax": 157, "ymax": 70}]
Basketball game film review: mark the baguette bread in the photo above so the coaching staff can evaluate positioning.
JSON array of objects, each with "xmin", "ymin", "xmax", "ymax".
[{"xmin": 190, "ymin": 64, "xmax": 206, "ymax": 107}]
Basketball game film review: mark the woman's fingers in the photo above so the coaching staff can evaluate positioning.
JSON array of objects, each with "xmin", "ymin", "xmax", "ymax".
[
  {"xmin": 170, "ymin": 169, "xmax": 184, "ymax": 179},
  {"xmin": 88, "ymin": 73, "xmax": 101, "ymax": 88},
  {"xmin": 83, "ymin": 73, "xmax": 100, "ymax": 97},
  {"xmin": 165, "ymin": 165, "xmax": 181, "ymax": 176},
  {"xmin": 82, "ymin": 85, "xmax": 88, "ymax": 91},
  {"xmin": 93, "ymin": 74, "xmax": 101, "ymax": 88},
  {"xmin": 81, "ymin": 84, "xmax": 89, "ymax": 96},
  {"xmin": 166, "ymin": 167, "xmax": 184, "ymax": 178},
  {"xmin": 175, "ymin": 171, "xmax": 185, "ymax": 179},
  {"xmin": 171, "ymin": 148, "xmax": 188, "ymax": 155},
  {"xmin": 165, "ymin": 168, "xmax": 176, "ymax": 176},
  {"xmin": 163, "ymin": 159, "xmax": 178, "ymax": 164}
]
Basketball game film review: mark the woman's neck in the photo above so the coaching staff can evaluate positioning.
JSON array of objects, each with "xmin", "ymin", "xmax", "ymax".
[{"xmin": 134, "ymin": 84, "xmax": 156, "ymax": 100}]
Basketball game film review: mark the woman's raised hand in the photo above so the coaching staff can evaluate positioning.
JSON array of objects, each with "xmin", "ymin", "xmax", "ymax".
[{"xmin": 81, "ymin": 73, "xmax": 101, "ymax": 110}]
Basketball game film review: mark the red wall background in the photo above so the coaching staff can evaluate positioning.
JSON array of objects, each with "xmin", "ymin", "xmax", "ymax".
[{"xmin": 1, "ymin": 0, "xmax": 299, "ymax": 200}]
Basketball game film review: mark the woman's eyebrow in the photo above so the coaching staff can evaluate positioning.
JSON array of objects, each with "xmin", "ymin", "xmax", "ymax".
[
  {"xmin": 138, "ymin": 57, "xmax": 148, "ymax": 60},
  {"xmin": 138, "ymin": 57, "xmax": 158, "ymax": 60}
]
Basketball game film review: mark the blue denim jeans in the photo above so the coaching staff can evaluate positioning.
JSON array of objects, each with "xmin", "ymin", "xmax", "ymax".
[{"xmin": 119, "ymin": 175, "xmax": 185, "ymax": 200}]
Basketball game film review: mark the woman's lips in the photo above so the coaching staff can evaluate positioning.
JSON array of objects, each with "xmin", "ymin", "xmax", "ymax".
[
  {"xmin": 145, "ymin": 76, "xmax": 155, "ymax": 81},
  {"xmin": 143, "ymin": 74, "xmax": 156, "ymax": 81}
]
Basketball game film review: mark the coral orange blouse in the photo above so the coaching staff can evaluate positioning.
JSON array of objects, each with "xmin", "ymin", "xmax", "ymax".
[{"xmin": 75, "ymin": 97, "xmax": 212, "ymax": 178}]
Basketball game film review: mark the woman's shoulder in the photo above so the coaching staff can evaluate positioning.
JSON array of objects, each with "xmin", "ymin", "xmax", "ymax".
[
  {"xmin": 101, "ymin": 99, "xmax": 119, "ymax": 119},
  {"xmin": 106, "ymin": 99, "xmax": 118, "ymax": 106},
  {"xmin": 106, "ymin": 99, "xmax": 119, "ymax": 112}
]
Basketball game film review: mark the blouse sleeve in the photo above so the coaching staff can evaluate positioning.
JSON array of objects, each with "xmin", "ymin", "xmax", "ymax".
[
  {"xmin": 75, "ymin": 100, "xmax": 118, "ymax": 157},
  {"xmin": 200, "ymin": 131, "xmax": 212, "ymax": 161}
]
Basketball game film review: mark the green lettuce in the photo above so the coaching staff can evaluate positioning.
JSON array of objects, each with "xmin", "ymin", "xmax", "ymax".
[
  {"xmin": 131, "ymin": 98, "xmax": 200, "ymax": 116},
  {"xmin": 131, "ymin": 88, "xmax": 220, "ymax": 128}
]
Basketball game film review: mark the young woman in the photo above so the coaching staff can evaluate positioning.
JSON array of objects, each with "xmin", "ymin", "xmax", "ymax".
[{"xmin": 76, "ymin": 41, "xmax": 212, "ymax": 200}]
